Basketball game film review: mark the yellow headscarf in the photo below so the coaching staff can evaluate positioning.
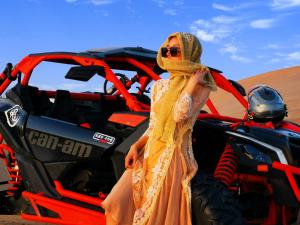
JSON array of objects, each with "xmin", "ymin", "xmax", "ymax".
[{"xmin": 152, "ymin": 32, "xmax": 217, "ymax": 145}]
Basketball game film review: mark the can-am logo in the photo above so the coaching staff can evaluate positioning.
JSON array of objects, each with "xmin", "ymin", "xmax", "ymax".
[
  {"xmin": 93, "ymin": 132, "xmax": 115, "ymax": 145},
  {"xmin": 5, "ymin": 105, "xmax": 22, "ymax": 127}
]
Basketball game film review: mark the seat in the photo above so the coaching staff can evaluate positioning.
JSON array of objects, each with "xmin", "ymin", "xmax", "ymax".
[
  {"xmin": 49, "ymin": 90, "xmax": 85, "ymax": 123},
  {"xmin": 6, "ymin": 83, "xmax": 52, "ymax": 115}
]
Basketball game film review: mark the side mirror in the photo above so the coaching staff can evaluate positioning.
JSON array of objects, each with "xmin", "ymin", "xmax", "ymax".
[{"xmin": 65, "ymin": 65, "xmax": 105, "ymax": 81}]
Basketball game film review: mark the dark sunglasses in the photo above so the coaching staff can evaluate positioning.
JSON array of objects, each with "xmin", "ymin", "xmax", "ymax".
[{"xmin": 161, "ymin": 46, "xmax": 180, "ymax": 57}]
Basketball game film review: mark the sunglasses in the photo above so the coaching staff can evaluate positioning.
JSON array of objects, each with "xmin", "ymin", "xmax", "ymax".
[{"xmin": 161, "ymin": 46, "xmax": 181, "ymax": 57}]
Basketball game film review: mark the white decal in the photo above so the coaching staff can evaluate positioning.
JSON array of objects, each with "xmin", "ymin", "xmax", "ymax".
[
  {"xmin": 4, "ymin": 105, "xmax": 22, "ymax": 127},
  {"xmin": 93, "ymin": 132, "xmax": 115, "ymax": 145}
]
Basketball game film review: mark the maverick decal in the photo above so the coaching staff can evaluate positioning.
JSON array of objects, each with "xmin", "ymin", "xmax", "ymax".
[
  {"xmin": 5, "ymin": 105, "xmax": 22, "ymax": 127},
  {"xmin": 93, "ymin": 132, "xmax": 115, "ymax": 145},
  {"xmin": 28, "ymin": 130, "xmax": 92, "ymax": 158}
]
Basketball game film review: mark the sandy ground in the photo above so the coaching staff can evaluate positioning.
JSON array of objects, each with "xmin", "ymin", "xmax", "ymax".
[{"xmin": 0, "ymin": 215, "xmax": 50, "ymax": 225}]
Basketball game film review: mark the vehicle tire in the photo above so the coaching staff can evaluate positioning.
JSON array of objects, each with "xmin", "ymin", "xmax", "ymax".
[{"xmin": 191, "ymin": 173, "xmax": 245, "ymax": 225}]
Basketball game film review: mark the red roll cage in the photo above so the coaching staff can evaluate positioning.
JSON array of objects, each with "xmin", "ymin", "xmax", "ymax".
[{"xmin": 0, "ymin": 51, "xmax": 248, "ymax": 122}]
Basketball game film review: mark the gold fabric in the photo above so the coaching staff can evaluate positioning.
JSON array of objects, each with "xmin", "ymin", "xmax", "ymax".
[{"xmin": 153, "ymin": 32, "xmax": 217, "ymax": 145}]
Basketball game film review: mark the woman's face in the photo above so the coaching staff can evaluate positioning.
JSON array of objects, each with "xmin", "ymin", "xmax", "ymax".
[{"xmin": 166, "ymin": 36, "xmax": 182, "ymax": 61}]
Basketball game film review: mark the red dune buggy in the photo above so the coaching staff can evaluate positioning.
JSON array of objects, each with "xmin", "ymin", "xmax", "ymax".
[{"xmin": 0, "ymin": 47, "xmax": 300, "ymax": 225}]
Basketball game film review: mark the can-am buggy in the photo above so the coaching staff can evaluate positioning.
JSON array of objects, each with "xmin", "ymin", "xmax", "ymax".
[{"xmin": 1, "ymin": 47, "xmax": 300, "ymax": 225}]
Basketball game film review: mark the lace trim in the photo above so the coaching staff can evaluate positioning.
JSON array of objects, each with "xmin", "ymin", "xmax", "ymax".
[
  {"xmin": 154, "ymin": 79, "xmax": 170, "ymax": 103},
  {"xmin": 187, "ymin": 132, "xmax": 194, "ymax": 160},
  {"xmin": 142, "ymin": 111, "xmax": 156, "ymax": 137},
  {"xmin": 133, "ymin": 144, "xmax": 175, "ymax": 225},
  {"xmin": 174, "ymin": 92, "xmax": 193, "ymax": 123},
  {"xmin": 141, "ymin": 79, "xmax": 169, "ymax": 138},
  {"xmin": 143, "ymin": 147, "xmax": 149, "ymax": 159},
  {"xmin": 132, "ymin": 168, "xmax": 143, "ymax": 184},
  {"xmin": 182, "ymin": 132, "xmax": 198, "ymax": 224}
]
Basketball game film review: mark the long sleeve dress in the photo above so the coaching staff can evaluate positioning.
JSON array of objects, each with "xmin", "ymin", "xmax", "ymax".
[{"xmin": 101, "ymin": 78, "xmax": 211, "ymax": 225}]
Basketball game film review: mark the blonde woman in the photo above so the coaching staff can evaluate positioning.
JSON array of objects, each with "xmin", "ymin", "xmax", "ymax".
[{"xmin": 101, "ymin": 32, "xmax": 217, "ymax": 225}]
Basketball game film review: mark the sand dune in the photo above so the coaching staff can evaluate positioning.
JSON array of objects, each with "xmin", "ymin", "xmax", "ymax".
[{"xmin": 206, "ymin": 66, "xmax": 300, "ymax": 123}]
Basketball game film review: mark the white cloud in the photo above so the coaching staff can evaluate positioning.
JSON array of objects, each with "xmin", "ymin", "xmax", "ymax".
[
  {"xmin": 264, "ymin": 51, "xmax": 300, "ymax": 65},
  {"xmin": 152, "ymin": 0, "xmax": 166, "ymax": 7},
  {"xmin": 193, "ymin": 19, "xmax": 211, "ymax": 28},
  {"xmin": 220, "ymin": 43, "xmax": 238, "ymax": 54},
  {"xmin": 271, "ymin": 0, "xmax": 300, "ymax": 9},
  {"xmin": 287, "ymin": 51, "xmax": 300, "ymax": 60},
  {"xmin": 265, "ymin": 43, "xmax": 281, "ymax": 49},
  {"xmin": 88, "ymin": 0, "xmax": 115, "ymax": 5},
  {"xmin": 123, "ymin": 0, "xmax": 136, "ymax": 14},
  {"xmin": 250, "ymin": 19, "xmax": 275, "ymax": 29},
  {"xmin": 256, "ymin": 55, "xmax": 267, "ymax": 59},
  {"xmin": 66, "ymin": 0, "xmax": 115, "ymax": 5},
  {"xmin": 212, "ymin": 2, "xmax": 253, "ymax": 11},
  {"xmin": 231, "ymin": 54, "xmax": 252, "ymax": 63},
  {"xmin": 264, "ymin": 57, "xmax": 281, "ymax": 65},
  {"xmin": 174, "ymin": 0, "xmax": 184, "ymax": 6},
  {"xmin": 164, "ymin": 9, "xmax": 176, "ymax": 16},
  {"xmin": 194, "ymin": 30, "xmax": 216, "ymax": 42},
  {"xmin": 191, "ymin": 16, "xmax": 239, "ymax": 43},
  {"xmin": 212, "ymin": 15, "xmax": 239, "ymax": 24},
  {"xmin": 220, "ymin": 43, "xmax": 252, "ymax": 63},
  {"xmin": 269, "ymin": 58, "xmax": 281, "ymax": 63},
  {"xmin": 212, "ymin": 3, "xmax": 233, "ymax": 11}
]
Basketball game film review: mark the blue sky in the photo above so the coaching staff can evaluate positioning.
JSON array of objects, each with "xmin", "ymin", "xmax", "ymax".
[{"xmin": 0, "ymin": 0, "xmax": 300, "ymax": 92}]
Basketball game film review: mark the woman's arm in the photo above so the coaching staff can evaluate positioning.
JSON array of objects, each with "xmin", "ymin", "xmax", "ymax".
[
  {"xmin": 173, "ymin": 70, "xmax": 212, "ymax": 123},
  {"xmin": 185, "ymin": 69, "xmax": 210, "ymax": 96},
  {"xmin": 132, "ymin": 134, "xmax": 149, "ymax": 154}
]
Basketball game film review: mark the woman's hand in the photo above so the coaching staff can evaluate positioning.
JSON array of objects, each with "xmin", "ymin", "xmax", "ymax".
[
  {"xmin": 125, "ymin": 144, "xmax": 139, "ymax": 169},
  {"xmin": 185, "ymin": 68, "xmax": 209, "ymax": 96},
  {"xmin": 192, "ymin": 68, "xmax": 209, "ymax": 86}
]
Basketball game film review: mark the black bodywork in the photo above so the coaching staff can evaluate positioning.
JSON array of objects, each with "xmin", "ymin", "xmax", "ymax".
[{"xmin": 2, "ymin": 89, "xmax": 300, "ymax": 207}]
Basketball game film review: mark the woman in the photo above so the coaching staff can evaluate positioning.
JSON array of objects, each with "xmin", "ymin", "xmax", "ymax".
[{"xmin": 101, "ymin": 32, "xmax": 217, "ymax": 225}]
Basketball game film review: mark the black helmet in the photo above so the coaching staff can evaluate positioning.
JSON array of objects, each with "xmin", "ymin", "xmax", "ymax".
[{"xmin": 247, "ymin": 84, "xmax": 287, "ymax": 123}]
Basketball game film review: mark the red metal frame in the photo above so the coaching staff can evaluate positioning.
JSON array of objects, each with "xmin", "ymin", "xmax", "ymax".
[
  {"xmin": 21, "ymin": 180, "xmax": 106, "ymax": 225},
  {"xmin": 0, "ymin": 53, "xmax": 248, "ymax": 118},
  {"xmin": 279, "ymin": 120, "xmax": 300, "ymax": 133},
  {"xmin": 22, "ymin": 191, "xmax": 106, "ymax": 225},
  {"xmin": 0, "ymin": 51, "xmax": 264, "ymax": 225}
]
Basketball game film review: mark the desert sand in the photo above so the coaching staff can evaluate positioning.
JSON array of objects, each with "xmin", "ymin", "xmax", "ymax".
[{"xmin": 0, "ymin": 215, "xmax": 51, "ymax": 225}]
